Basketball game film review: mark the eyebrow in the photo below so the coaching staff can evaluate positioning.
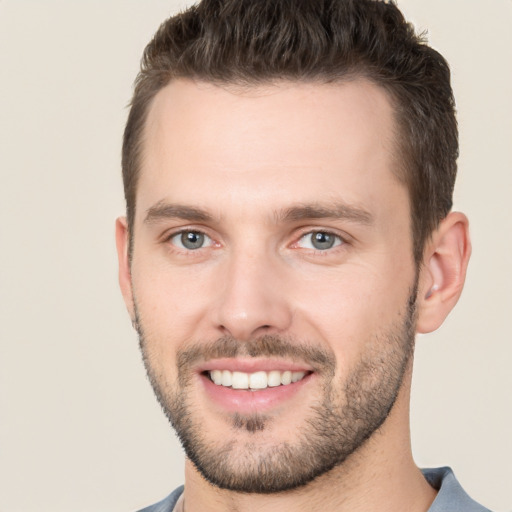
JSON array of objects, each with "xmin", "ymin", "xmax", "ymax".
[
  {"xmin": 278, "ymin": 202, "xmax": 373, "ymax": 225},
  {"xmin": 144, "ymin": 201, "xmax": 213, "ymax": 224},
  {"xmin": 143, "ymin": 200, "xmax": 373, "ymax": 226}
]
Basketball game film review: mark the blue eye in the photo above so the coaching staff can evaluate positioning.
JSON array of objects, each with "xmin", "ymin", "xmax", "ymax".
[
  {"xmin": 298, "ymin": 231, "xmax": 342, "ymax": 250},
  {"xmin": 170, "ymin": 230, "xmax": 212, "ymax": 250}
]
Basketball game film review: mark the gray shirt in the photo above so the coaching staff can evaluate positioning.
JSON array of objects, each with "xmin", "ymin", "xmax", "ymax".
[{"xmin": 137, "ymin": 466, "xmax": 491, "ymax": 512}]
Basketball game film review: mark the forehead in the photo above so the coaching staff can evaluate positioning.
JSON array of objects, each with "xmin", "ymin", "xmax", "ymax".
[{"xmin": 138, "ymin": 78, "xmax": 404, "ymax": 221}]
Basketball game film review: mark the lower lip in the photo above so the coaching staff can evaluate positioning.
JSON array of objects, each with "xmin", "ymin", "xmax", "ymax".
[{"xmin": 200, "ymin": 373, "xmax": 313, "ymax": 414}]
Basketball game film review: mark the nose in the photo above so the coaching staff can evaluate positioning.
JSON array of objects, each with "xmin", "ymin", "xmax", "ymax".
[{"xmin": 212, "ymin": 249, "xmax": 293, "ymax": 341}]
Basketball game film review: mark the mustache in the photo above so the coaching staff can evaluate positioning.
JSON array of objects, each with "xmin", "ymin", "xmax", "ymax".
[{"xmin": 176, "ymin": 335, "xmax": 336, "ymax": 375}]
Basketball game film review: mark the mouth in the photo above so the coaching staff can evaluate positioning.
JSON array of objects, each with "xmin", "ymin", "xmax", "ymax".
[
  {"xmin": 205, "ymin": 369, "xmax": 310, "ymax": 390},
  {"xmin": 197, "ymin": 360, "xmax": 315, "ymax": 414}
]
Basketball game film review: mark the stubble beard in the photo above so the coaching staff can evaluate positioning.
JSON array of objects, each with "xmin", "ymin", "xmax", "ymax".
[{"xmin": 135, "ymin": 286, "xmax": 417, "ymax": 494}]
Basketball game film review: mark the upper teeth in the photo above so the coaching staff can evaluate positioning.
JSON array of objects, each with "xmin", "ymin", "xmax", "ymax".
[{"xmin": 209, "ymin": 370, "xmax": 306, "ymax": 390}]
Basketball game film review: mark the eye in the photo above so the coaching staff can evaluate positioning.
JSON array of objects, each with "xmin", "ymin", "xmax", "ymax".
[
  {"xmin": 296, "ymin": 231, "xmax": 343, "ymax": 251},
  {"xmin": 169, "ymin": 230, "xmax": 213, "ymax": 250}
]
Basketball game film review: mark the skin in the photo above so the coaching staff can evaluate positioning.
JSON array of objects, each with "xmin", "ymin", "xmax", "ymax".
[{"xmin": 116, "ymin": 79, "xmax": 471, "ymax": 511}]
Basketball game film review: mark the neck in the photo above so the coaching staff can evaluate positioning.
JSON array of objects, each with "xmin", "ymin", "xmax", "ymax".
[{"xmin": 181, "ymin": 368, "xmax": 436, "ymax": 512}]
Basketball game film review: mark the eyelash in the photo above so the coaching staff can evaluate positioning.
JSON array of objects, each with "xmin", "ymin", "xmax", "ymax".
[
  {"xmin": 165, "ymin": 229, "xmax": 215, "ymax": 251},
  {"xmin": 163, "ymin": 228, "xmax": 347, "ymax": 254},
  {"xmin": 293, "ymin": 230, "xmax": 346, "ymax": 253}
]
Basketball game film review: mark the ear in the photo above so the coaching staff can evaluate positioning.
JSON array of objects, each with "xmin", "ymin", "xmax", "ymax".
[
  {"xmin": 115, "ymin": 217, "xmax": 135, "ymax": 322},
  {"xmin": 416, "ymin": 212, "xmax": 471, "ymax": 334}
]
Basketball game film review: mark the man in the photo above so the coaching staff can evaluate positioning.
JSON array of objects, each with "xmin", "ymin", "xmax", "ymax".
[{"xmin": 115, "ymin": 0, "xmax": 488, "ymax": 510}]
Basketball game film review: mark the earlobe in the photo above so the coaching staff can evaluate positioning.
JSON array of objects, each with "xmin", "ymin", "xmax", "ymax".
[
  {"xmin": 115, "ymin": 217, "xmax": 135, "ymax": 321},
  {"xmin": 416, "ymin": 212, "xmax": 471, "ymax": 334}
]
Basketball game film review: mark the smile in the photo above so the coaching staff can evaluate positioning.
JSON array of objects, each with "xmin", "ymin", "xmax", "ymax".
[{"xmin": 208, "ymin": 370, "xmax": 309, "ymax": 390}]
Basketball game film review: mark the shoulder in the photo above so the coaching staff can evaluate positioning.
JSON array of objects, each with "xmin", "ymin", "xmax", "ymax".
[
  {"xmin": 422, "ymin": 467, "xmax": 492, "ymax": 512},
  {"xmin": 136, "ymin": 485, "xmax": 184, "ymax": 512}
]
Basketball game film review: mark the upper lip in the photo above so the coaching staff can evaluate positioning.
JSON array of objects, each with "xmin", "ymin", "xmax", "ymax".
[{"xmin": 197, "ymin": 358, "xmax": 314, "ymax": 374}]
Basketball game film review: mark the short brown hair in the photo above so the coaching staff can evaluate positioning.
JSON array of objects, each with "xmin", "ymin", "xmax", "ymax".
[{"xmin": 122, "ymin": 0, "xmax": 458, "ymax": 263}]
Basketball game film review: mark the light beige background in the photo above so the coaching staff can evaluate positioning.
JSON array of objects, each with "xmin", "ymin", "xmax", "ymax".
[{"xmin": 0, "ymin": 1, "xmax": 510, "ymax": 511}]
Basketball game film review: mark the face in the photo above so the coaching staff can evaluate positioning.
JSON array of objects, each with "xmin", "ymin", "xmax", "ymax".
[{"xmin": 120, "ymin": 79, "xmax": 419, "ymax": 492}]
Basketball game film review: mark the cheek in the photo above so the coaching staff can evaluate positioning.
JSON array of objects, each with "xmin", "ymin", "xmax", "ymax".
[
  {"xmin": 290, "ymin": 262, "xmax": 414, "ymax": 359},
  {"xmin": 131, "ymin": 259, "xmax": 214, "ymax": 362}
]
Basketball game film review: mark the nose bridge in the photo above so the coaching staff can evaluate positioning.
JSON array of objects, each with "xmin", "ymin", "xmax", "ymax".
[{"xmin": 214, "ymin": 241, "xmax": 292, "ymax": 340}]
